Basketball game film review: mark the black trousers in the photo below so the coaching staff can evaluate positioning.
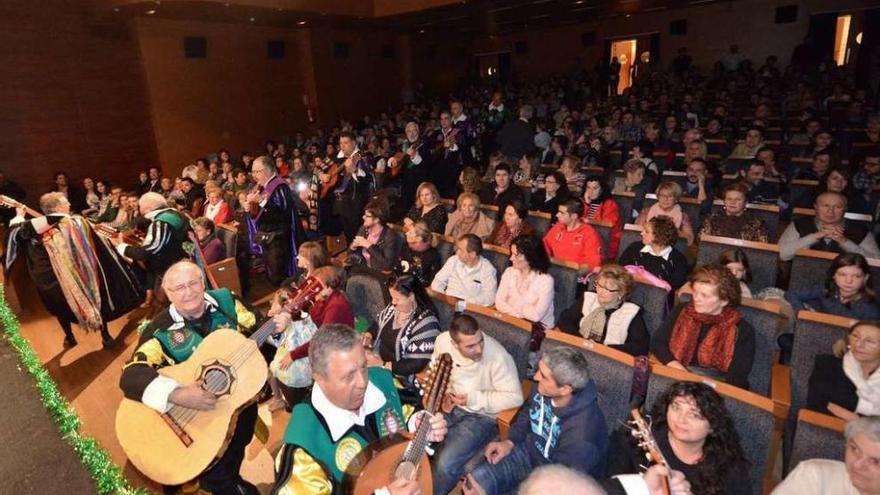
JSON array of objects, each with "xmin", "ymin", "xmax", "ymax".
[
  {"xmin": 262, "ymin": 233, "xmax": 291, "ymax": 286},
  {"xmin": 199, "ymin": 402, "xmax": 258, "ymax": 494}
]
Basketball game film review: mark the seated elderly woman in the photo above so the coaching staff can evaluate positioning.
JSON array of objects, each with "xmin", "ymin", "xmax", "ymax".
[
  {"xmin": 618, "ymin": 215, "xmax": 689, "ymax": 291},
  {"xmin": 495, "ymin": 234, "xmax": 555, "ymax": 329},
  {"xmin": 778, "ymin": 191, "xmax": 880, "ymax": 261},
  {"xmin": 699, "ymin": 182, "xmax": 769, "ymax": 242},
  {"xmin": 635, "ymin": 180, "xmax": 695, "ymax": 245},
  {"xmin": 651, "ymin": 264, "xmax": 756, "ymax": 389},
  {"xmin": 486, "ymin": 199, "xmax": 537, "ymax": 248},
  {"xmin": 192, "ymin": 217, "xmax": 226, "ymax": 265},
  {"xmin": 445, "ymin": 192, "xmax": 496, "ymax": 240},
  {"xmin": 806, "ymin": 320, "xmax": 880, "ymax": 421},
  {"xmin": 784, "ymin": 252, "xmax": 880, "ymax": 320},
  {"xmin": 530, "ymin": 170, "xmax": 571, "ymax": 215},
  {"xmin": 399, "ymin": 221, "xmax": 441, "ymax": 286},
  {"xmin": 557, "ymin": 263, "xmax": 649, "ymax": 356},
  {"xmin": 404, "ymin": 181, "xmax": 448, "ymax": 234}
]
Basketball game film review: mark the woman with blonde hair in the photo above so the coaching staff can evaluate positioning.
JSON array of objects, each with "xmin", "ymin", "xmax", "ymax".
[
  {"xmin": 635, "ymin": 180, "xmax": 695, "ymax": 245},
  {"xmin": 404, "ymin": 181, "xmax": 448, "ymax": 234},
  {"xmin": 445, "ymin": 192, "xmax": 496, "ymax": 240}
]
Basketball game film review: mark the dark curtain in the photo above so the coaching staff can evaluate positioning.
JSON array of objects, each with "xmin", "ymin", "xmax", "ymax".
[
  {"xmin": 650, "ymin": 33, "xmax": 661, "ymax": 68},
  {"xmin": 856, "ymin": 8, "xmax": 880, "ymax": 101},
  {"xmin": 807, "ymin": 12, "xmax": 838, "ymax": 62}
]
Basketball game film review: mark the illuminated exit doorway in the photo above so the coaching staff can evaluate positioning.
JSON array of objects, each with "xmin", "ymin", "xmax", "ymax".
[{"xmin": 610, "ymin": 38, "xmax": 637, "ymax": 94}]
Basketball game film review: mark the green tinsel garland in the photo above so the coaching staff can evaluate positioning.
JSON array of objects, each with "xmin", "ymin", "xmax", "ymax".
[{"xmin": 0, "ymin": 286, "xmax": 150, "ymax": 495}]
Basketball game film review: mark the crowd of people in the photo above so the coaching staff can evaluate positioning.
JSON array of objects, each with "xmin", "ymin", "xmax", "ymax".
[{"xmin": 3, "ymin": 41, "xmax": 880, "ymax": 495}]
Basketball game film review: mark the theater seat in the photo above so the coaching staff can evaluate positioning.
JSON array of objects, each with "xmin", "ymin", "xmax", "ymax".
[{"xmin": 788, "ymin": 409, "xmax": 846, "ymax": 474}]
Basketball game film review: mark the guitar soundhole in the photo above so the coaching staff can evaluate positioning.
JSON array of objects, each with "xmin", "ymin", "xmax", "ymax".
[
  {"xmin": 394, "ymin": 461, "xmax": 417, "ymax": 481},
  {"xmin": 200, "ymin": 361, "xmax": 234, "ymax": 397}
]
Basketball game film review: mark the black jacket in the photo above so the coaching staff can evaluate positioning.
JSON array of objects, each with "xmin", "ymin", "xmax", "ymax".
[{"xmin": 497, "ymin": 119, "xmax": 535, "ymax": 159}]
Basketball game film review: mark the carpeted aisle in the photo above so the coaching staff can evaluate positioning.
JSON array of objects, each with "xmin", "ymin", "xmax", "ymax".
[{"xmin": 0, "ymin": 338, "xmax": 97, "ymax": 494}]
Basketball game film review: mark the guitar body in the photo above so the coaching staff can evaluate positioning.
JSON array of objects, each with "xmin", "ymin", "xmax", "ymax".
[
  {"xmin": 388, "ymin": 151, "xmax": 406, "ymax": 178},
  {"xmin": 344, "ymin": 433, "xmax": 432, "ymax": 495},
  {"xmin": 115, "ymin": 329, "xmax": 268, "ymax": 486},
  {"xmin": 319, "ymin": 161, "xmax": 343, "ymax": 198}
]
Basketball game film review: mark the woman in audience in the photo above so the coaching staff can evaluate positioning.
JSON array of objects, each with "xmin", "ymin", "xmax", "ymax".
[
  {"xmin": 202, "ymin": 188, "xmax": 233, "ymax": 225},
  {"xmin": 607, "ymin": 381, "xmax": 751, "ymax": 495},
  {"xmin": 93, "ymin": 180, "xmax": 113, "ymax": 220},
  {"xmin": 495, "ymin": 234, "xmax": 555, "ymax": 328},
  {"xmin": 635, "ymin": 181, "xmax": 695, "ymax": 245},
  {"xmin": 614, "ymin": 159, "xmax": 653, "ymax": 221},
  {"xmin": 82, "ymin": 177, "xmax": 101, "ymax": 218},
  {"xmin": 400, "ymin": 221, "xmax": 441, "ymax": 286},
  {"xmin": 793, "ymin": 167, "xmax": 872, "ymax": 214},
  {"xmin": 192, "ymin": 217, "xmax": 225, "ymax": 265},
  {"xmin": 651, "ymin": 264, "xmax": 756, "ymax": 389},
  {"xmin": 544, "ymin": 135, "xmax": 567, "ymax": 166},
  {"xmin": 559, "ymin": 155, "xmax": 586, "ymax": 197},
  {"xmin": 445, "ymin": 192, "xmax": 496, "ymax": 240},
  {"xmin": 404, "ymin": 182, "xmax": 448, "ymax": 234},
  {"xmin": 368, "ymin": 272, "xmax": 441, "ymax": 403},
  {"xmin": 530, "ymin": 170, "xmax": 570, "ymax": 215},
  {"xmin": 718, "ymin": 248, "xmax": 753, "ymax": 298},
  {"xmin": 581, "ymin": 175, "xmax": 622, "ymax": 258},
  {"xmin": 619, "ymin": 215, "xmax": 689, "ymax": 291},
  {"xmin": 458, "ymin": 167, "xmax": 481, "ymax": 194},
  {"xmin": 349, "ymin": 200, "xmax": 399, "ymax": 272},
  {"xmin": 784, "ymin": 252, "xmax": 880, "ymax": 320},
  {"xmin": 513, "ymin": 154, "xmax": 540, "ymax": 187},
  {"xmin": 806, "ymin": 320, "xmax": 880, "ymax": 420},
  {"xmin": 486, "ymin": 200, "xmax": 536, "ymax": 248},
  {"xmin": 557, "ymin": 263, "xmax": 649, "ymax": 356},
  {"xmin": 295, "ymin": 240, "xmax": 330, "ymax": 282},
  {"xmin": 699, "ymin": 183, "xmax": 769, "ymax": 242}
]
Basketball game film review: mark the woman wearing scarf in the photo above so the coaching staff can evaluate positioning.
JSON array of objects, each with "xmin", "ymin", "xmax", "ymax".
[
  {"xmin": 581, "ymin": 175, "xmax": 621, "ymax": 258},
  {"xmin": 486, "ymin": 200, "xmax": 536, "ymax": 248},
  {"xmin": 635, "ymin": 180, "xmax": 695, "ymax": 246},
  {"xmin": 651, "ymin": 264, "xmax": 756, "ymax": 389},
  {"xmin": 446, "ymin": 192, "xmax": 496, "ymax": 240},
  {"xmin": 806, "ymin": 320, "xmax": 880, "ymax": 420},
  {"xmin": 557, "ymin": 264, "xmax": 649, "ymax": 356}
]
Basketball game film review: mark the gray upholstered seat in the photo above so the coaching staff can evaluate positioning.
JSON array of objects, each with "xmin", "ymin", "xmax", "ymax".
[
  {"xmin": 696, "ymin": 237, "xmax": 779, "ymax": 291},
  {"xmin": 588, "ymin": 221, "xmax": 611, "ymax": 260},
  {"xmin": 618, "ymin": 227, "xmax": 642, "ymax": 262},
  {"xmin": 214, "ymin": 226, "xmax": 238, "ymax": 259},
  {"xmin": 788, "ymin": 413, "xmax": 845, "ymax": 473},
  {"xmin": 629, "ymin": 281, "xmax": 670, "ymax": 335},
  {"xmin": 541, "ymin": 338, "xmax": 634, "ymax": 432},
  {"xmin": 436, "ymin": 236, "xmax": 455, "ymax": 266},
  {"xmin": 739, "ymin": 303, "xmax": 784, "ymax": 396},
  {"xmin": 525, "ymin": 213, "xmax": 552, "ymax": 238},
  {"xmin": 429, "ymin": 292, "xmax": 457, "ymax": 330},
  {"xmin": 483, "ymin": 249, "xmax": 511, "ymax": 283},
  {"xmin": 790, "ymin": 252, "xmax": 880, "ymax": 293},
  {"xmin": 344, "ymin": 271, "xmax": 389, "ymax": 329},
  {"xmin": 645, "ymin": 374, "xmax": 773, "ymax": 495},
  {"xmin": 548, "ymin": 261, "xmax": 580, "ymax": 321},
  {"xmin": 789, "ymin": 315, "xmax": 849, "ymax": 418},
  {"xmin": 613, "ymin": 194, "xmax": 634, "ymax": 228}
]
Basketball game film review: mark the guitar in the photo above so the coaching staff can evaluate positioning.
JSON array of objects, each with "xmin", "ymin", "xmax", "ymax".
[
  {"xmin": 320, "ymin": 151, "xmax": 359, "ymax": 198},
  {"xmin": 344, "ymin": 353, "xmax": 453, "ymax": 495},
  {"xmin": 270, "ymin": 276, "xmax": 325, "ymax": 387},
  {"xmin": 92, "ymin": 222, "xmax": 144, "ymax": 248},
  {"xmin": 432, "ymin": 128, "xmax": 459, "ymax": 159},
  {"xmin": 628, "ymin": 408, "xmax": 671, "ymax": 495},
  {"xmin": 387, "ymin": 140, "xmax": 421, "ymax": 179},
  {"xmin": 0, "ymin": 194, "xmax": 41, "ymax": 218},
  {"xmin": 114, "ymin": 290, "xmax": 315, "ymax": 486}
]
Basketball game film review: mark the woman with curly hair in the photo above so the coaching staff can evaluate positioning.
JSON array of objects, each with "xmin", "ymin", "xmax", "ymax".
[
  {"xmin": 651, "ymin": 264, "xmax": 756, "ymax": 389},
  {"xmin": 606, "ymin": 381, "xmax": 751, "ymax": 495},
  {"xmin": 495, "ymin": 234, "xmax": 555, "ymax": 328}
]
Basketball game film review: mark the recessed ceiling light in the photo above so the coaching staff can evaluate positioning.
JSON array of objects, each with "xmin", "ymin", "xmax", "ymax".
[
  {"xmin": 113, "ymin": 7, "xmax": 119, "ymax": 12},
  {"xmin": 146, "ymin": 9, "xmax": 156, "ymax": 15},
  {"xmin": 297, "ymin": 20, "xmax": 307, "ymax": 25},
  {"xmin": 573, "ymin": 0, "xmax": 585, "ymax": 4},
  {"xmin": 625, "ymin": 14, "xmax": 631, "ymax": 17},
  {"xmin": 419, "ymin": 29, "xmax": 426, "ymax": 33},
  {"xmin": 249, "ymin": 17, "xmax": 256, "ymax": 22}
]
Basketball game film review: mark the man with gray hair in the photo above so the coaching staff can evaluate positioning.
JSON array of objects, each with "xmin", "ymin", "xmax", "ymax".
[
  {"xmin": 112, "ymin": 191, "xmax": 189, "ymax": 301},
  {"xmin": 462, "ymin": 347, "xmax": 608, "ymax": 495},
  {"xmin": 244, "ymin": 155, "xmax": 298, "ymax": 287},
  {"xmin": 773, "ymin": 416, "xmax": 880, "ymax": 495},
  {"xmin": 274, "ymin": 324, "xmax": 448, "ymax": 495},
  {"xmin": 498, "ymin": 104, "xmax": 536, "ymax": 163}
]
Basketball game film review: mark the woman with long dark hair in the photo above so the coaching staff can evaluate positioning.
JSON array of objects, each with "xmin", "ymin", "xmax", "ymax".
[
  {"xmin": 581, "ymin": 175, "xmax": 621, "ymax": 258},
  {"xmin": 784, "ymin": 252, "xmax": 880, "ymax": 320},
  {"xmin": 367, "ymin": 271, "xmax": 441, "ymax": 402},
  {"xmin": 495, "ymin": 234, "xmax": 555, "ymax": 328},
  {"xmin": 607, "ymin": 381, "xmax": 751, "ymax": 495}
]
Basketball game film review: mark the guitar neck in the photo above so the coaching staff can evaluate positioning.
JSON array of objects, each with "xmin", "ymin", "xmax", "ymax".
[{"xmin": 0, "ymin": 195, "xmax": 42, "ymax": 218}]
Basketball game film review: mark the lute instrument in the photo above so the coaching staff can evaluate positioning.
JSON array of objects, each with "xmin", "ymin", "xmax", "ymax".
[
  {"xmin": 628, "ymin": 408, "xmax": 671, "ymax": 495},
  {"xmin": 344, "ymin": 353, "xmax": 453, "ymax": 495},
  {"xmin": 114, "ymin": 290, "xmax": 313, "ymax": 486},
  {"xmin": 0, "ymin": 194, "xmax": 41, "ymax": 218}
]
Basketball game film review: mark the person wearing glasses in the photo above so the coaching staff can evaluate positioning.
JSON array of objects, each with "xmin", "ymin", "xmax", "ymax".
[
  {"xmin": 806, "ymin": 320, "xmax": 880, "ymax": 421},
  {"xmin": 119, "ymin": 260, "xmax": 289, "ymax": 494}
]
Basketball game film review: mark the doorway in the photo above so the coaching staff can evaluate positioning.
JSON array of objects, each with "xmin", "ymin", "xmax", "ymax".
[{"xmin": 610, "ymin": 39, "xmax": 637, "ymax": 94}]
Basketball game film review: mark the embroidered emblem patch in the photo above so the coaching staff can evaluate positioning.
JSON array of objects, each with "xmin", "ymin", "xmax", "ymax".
[
  {"xmin": 171, "ymin": 330, "xmax": 187, "ymax": 346},
  {"xmin": 335, "ymin": 437, "xmax": 363, "ymax": 472},
  {"xmin": 382, "ymin": 408, "xmax": 401, "ymax": 435}
]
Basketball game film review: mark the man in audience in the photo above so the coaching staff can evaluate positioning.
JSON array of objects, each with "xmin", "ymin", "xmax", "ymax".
[
  {"xmin": 431, "ymin": 234, "xmax": 498, "ymax": 306},
  {"xmin": 479, "ymin": 163, "xmax": 525, "ymax": 212},
  {"xmin": 498, "ymin": 105, "xmax": 535, "ymax": 163},
  {"xmin": 432, "ymin": 111, "xmax": 465, "ymax": 198},
  {"xmin": 778, "ymin": 191, "xmax": 880, "ymax": 261},
  {"xmin": 145, "ymin": 166, "xmax": 162, "ymax": 193},
  {"xmin": 794, "ymin": 150, "xmax": 832, "ymax": 181},
  {"xmin": 431, "ymin": 314, "xmax": 523, "ymax": 495},
  {"xmin": 273, "ymin": 323, "xmax": 447, "ymax": 495},
  {"xmin": 244, "ymin": 155, "xmax": 299, "ymax": 286},
  {"xmin": 179, "ymin": 177, "xmax": 205, "ymax": 218},
  {"xmin": 461, "ymin": 346, "xmax": 608, "ymax": 495},
  {"xmin": 682, "ymin": 158, "xmax": 713, "ymax": 214},
  {"xmin": 614, "ymin": 159, "xmax": 653, "ymax": 220},
  {"xmin": 543, "ymin": 199, "xmax": 603, "ymax": 269},
  {"xmin": 773, "ymin": 416, "xmax": 880, "ymax": 495},
  {"xmin": 739, "ymin": 159, "xmax": 780, "ymax": 204},
  {"xmin": 452, "ymin": 99, "xmax": 478, "ymax": 167}
]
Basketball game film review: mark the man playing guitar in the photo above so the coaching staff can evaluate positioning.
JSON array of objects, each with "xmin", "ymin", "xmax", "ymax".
[{"xmin": 331, "ymin": 132, "xmax": 375, "ymax": 243}]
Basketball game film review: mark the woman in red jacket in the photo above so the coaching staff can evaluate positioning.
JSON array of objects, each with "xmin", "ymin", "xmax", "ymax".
[
  {"xmin": 581, "ymin": 175, "xmax": 621, "ymax": 259},
  {"xmin": 202, "ymin": 188, "xmax": 233, "ymax": 225}
]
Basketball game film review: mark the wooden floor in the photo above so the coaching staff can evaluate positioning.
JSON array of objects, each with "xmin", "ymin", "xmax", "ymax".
[{"xmin": 14, "ymin": 291, "xmax": 290, "ymax": 494}]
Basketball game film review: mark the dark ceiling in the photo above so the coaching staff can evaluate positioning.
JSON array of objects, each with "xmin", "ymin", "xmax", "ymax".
[{"xmin": 105, "ymin": 0, "xmax": 736, "ymax": 36}]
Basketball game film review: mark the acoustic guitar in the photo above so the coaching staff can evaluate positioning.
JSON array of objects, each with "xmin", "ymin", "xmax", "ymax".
[
  {"xmin": 628, "ymin": 407, "xmax": 671, "ymax": 495},
  {"xmin": 114, "ymin": 282, "xmax": 321, "ymax": 486},
  {"xmin": 320, "ymin": 151, "xmax": 359, "ymax": 198},
  {"xmin": 0, "ymin": 194, "xmax": 41, "ymax": 218},
  {"xmin": 387, "ymin": 141, "xmax": 421, "ymax": 179},
  {"xmin": 344, "ymin": 353, "xmax": 453, "ymax": 495}
]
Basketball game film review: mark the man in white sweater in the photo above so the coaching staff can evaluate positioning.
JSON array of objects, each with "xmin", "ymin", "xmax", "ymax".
[
  {"xmin": 431, "ymin": 234, "xmax": 498, "ymax": 306},
  {"xmin": 431, "ymin": 314, "xmax": 523, "ymax": 495}
]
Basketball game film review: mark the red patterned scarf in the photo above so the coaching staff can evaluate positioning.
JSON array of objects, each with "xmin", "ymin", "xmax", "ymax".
[{"xmin": 668, "ymin": 303, "xmax": 741, "ymax": 372}]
